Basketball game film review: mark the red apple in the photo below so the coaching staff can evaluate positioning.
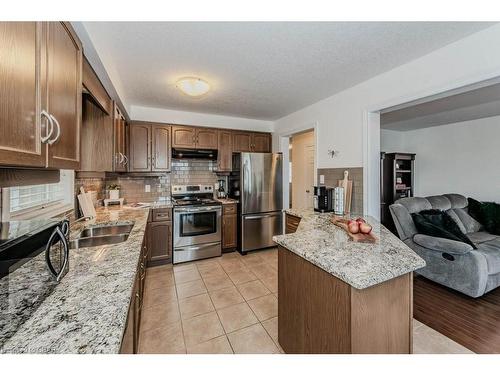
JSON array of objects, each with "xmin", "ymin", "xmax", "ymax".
[
  {"xmin": 359, "ymin": 222, "xmax": 372, "ymax": 234},
  {"xmin": 348, "ymin": 221, "xmax": 360, "ymax": 234}
]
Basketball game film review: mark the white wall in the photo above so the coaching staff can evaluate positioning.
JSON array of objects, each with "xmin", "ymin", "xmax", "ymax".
[
  {"xmin": 130, "ymin": 105, "xmax": 273, "ymax": 132},
  {"xmin": 273, "ymin": 24, "xmax": 500, "ymax": 215},
  {"xmin": 380, "ymin": 129, "xmax": 405, "ymax": 153},
  {"xmin": 380, "ymin": 116, "xmax": 500, "ymax": 202}
]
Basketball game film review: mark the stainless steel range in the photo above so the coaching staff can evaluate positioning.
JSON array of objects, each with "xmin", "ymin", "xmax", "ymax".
[{"xmin": 172, "ymin": 185, "xmax": 222, "ymax": 264}]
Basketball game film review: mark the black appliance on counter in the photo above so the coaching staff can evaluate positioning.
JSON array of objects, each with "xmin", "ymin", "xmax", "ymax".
[
  {"xmin": 313, "ymin": 186, "xmax": 334, "ymax": 213},
  {"xmin": 0, "ymin": 218, "xmax": 70, "ymax": 346}
]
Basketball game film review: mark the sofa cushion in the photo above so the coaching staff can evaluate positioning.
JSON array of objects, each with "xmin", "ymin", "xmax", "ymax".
[
  {"xmin": 397, "ymin": 197, "xmax": 432, "ymax": 214},
  {"xmin": 451, "ymin": 208, "xmax": 482, "ymax": 233},
  {"xmin": 445, "ymin": 209, "xmax": 468, "ymax": 234},
  {"xmin": 468, "ymin": 231, "xmax": 499, "ymax": 244},
  {"xmin": 444, "ymin": 194, "xmax": 468, "ymax": 209},
  {"xmin": 476, "ymin": 237, "xmax": 500, "ymax": 275},
  {"xmin": 427, "ymin": 195, "xmax": 452, "ymax": 211}
]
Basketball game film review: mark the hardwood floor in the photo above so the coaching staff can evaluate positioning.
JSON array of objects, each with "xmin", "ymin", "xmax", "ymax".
[{"xmin": 413, "ymin": 275, "xmax": 500, "ymax": 353}]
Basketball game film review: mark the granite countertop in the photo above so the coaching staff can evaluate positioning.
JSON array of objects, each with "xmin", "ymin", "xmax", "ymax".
[
  {"xmin": 215, "ymin": 198, "xmax": 239, "ymax": 205},
  {"xmin": 274, "ymin": 209, "xmax": 425, "ymax": 289},
  {"xmin": 0, "ymin": 206, "xmax": 149, "ymax": 354}
]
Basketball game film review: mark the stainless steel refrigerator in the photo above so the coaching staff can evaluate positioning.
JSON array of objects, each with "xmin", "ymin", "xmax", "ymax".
[{"xmin": 238, "ymin": 152, "xmax": 283, "ymax": 253}]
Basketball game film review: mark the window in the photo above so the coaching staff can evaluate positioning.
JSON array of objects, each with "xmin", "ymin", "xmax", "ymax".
[{"xmin": 1, "ymin": 170, "xmax": 74, "ymax": 221}]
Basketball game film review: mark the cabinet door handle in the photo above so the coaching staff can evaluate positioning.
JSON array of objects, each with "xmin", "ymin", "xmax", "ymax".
[
  {"xmin": 123, "ymin": 154, "xmax": 128, "ymax": 165},
  {"xmin": 118, "ymin": 152, "xmax": 125, "ymax": 164},
  {"xmin": 47, "ymin": 114, "xmax": 61, "ymax": 145},
  {"xmin": 40, "ymin": 110, "xmax": 54, "ymax": 144}
]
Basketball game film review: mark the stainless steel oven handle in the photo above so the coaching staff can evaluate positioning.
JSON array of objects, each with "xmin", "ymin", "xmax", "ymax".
[
  {"xmin": 175, "ymin": 243, "xmax": 219, "ymax": 252},
  {"xmin": 174, "ymin": 206, "xmax": 222, "ymax": 213},
  {"xmin": 45, "ymin": 226, "xmax": 69, "ymax": 282}
]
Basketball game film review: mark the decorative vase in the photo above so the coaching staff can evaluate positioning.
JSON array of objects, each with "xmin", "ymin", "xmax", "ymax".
[{"xmin": 109, "ymin": 189, "xmax": 120, "ymax": 200}]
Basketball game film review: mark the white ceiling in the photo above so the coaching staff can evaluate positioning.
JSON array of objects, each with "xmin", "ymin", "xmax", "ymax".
[
  {"xmin": 82, "ymin": 22, "xmax": 495, "ymax": 121},
  {"xmin": 381, "ymin": 81, "xmax": 500, "ymax": 131}
]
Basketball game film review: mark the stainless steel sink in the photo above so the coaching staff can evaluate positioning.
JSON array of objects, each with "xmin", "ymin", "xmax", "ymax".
[
  {"xmin": 77, "ymin": 224, "xmax": 134, "ymax": 238},
  {"xmin": 70, "ymin": 234, "xmax": 130, "ymax": 249}
]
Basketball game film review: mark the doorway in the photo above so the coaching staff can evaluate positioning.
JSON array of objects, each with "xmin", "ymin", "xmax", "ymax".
[{"xmin": 290, "ymin": 129, "xmax": 315, "ymax": 209}]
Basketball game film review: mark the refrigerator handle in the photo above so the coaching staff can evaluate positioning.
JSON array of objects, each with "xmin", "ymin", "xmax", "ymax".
[{"xmin": 244, "ymin": 212, "xmax": 282, "ymax": 220}]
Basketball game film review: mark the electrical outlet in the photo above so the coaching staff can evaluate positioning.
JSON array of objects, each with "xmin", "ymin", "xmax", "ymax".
[
  {"xmin": 145, "ymin": 185, "xmax": 150, "ymax": 193},
  {"xmin": 320, "ymin": 175, "xmax": 325, "ymax": 184}
]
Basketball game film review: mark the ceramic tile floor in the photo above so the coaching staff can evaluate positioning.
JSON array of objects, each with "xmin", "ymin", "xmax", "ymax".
[{"xmin": 139, "ymin": 248, "xmax": 473, "ymax": 354}]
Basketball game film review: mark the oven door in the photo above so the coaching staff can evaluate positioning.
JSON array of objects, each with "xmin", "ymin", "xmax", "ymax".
[{"xmin": 174, "ymin": 206, "xmax": 222, "ymax": 247}]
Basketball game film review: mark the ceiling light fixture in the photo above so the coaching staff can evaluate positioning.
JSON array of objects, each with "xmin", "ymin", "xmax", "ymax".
[{"xmin": 176, "ymin": 77, "xmax": 210, "ymax": 97}]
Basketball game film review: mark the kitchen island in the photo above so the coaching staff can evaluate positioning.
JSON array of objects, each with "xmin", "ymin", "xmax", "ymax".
[
  {"xmin": 0, "ymin": 203, "xmax": 171, "ymax": 354},
  {"xmin": 273, "ymin": 209, "xmax": 425, "ymax": 354}
]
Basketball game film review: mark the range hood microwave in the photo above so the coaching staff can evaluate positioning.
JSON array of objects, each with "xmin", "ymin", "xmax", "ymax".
[{"xmin": 172, "ymin": 148, "xmax": 218, "ymax": 160}]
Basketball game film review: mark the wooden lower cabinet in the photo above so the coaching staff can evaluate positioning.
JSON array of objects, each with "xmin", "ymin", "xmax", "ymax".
[
  {"xmin": 278, "ymin": 246, "xmax": 413, "ymax": 354},
  {"xmin": 285, "ymin": 213, "xmax": 301, "ymax": 234},
  {"xmin": 222, "ymin": 204, "xmax": 237, "ymax": 250},
  {"xmin": 120, "ymin": 236, "xmax": 147, "ymax": 354},
  {"xmin": 147, "ymin": 208, "xmax": 173, "ymax": 265}
]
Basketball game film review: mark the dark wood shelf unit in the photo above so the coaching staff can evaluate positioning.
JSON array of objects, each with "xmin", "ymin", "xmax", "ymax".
[{"xmin": 380, "ymin": 152, "xmax": 415, "ymax": 234}]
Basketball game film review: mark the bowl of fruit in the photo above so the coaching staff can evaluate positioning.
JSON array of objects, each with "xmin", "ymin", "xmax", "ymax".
[{"xmin": 331, "ymin": 216, "xmax": 376, "ymax": 243}]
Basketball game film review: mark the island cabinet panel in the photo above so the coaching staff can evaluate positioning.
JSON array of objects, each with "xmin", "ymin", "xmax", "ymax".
[
  {"xmin": 278, "ymin": 246, "xmax": 351, "ymax": 353},
  {"xmin": 195, "ymin": 128, "xmax": 218, "ymax": 149},
  {"xmin": 45, "ymin": 21, "xmax": 82, "ymax": 170},
  {"xmin": 278, "ymin": 246, "xmax": 412, "ymax": 354},
  {"xmin": 285, "ymin": 213, "xmax": 301, "ymax": 234},
  {"xmin": 216, "ymin": 130, "xmax": 233, "ymax": 171},
  {"xmin": 350, "ymin": 272, "xmax": 412, "ymax": 354},
  {"xmin": 172, "ymin": 126, "xmax": 196, "ymax": 148}
]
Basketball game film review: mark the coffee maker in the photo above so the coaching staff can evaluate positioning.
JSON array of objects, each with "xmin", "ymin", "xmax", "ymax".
[{"xmin": 313, "ymin": 186, "xmax": 334, "ymax": 213}]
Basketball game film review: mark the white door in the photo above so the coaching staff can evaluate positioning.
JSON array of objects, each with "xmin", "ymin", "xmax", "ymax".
[{"xmin": 291, "ymin": 130, "xmax": 315, "ymax": 209}]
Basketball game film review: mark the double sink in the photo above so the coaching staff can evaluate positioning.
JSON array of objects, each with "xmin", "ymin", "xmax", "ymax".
[{"xmin": 70, "ymin": 223, "xmax": 134, "ymax": 249}]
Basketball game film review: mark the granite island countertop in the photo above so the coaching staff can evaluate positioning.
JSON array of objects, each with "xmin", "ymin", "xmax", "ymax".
[
  {"xmin": 0, "ymin": 206, "xmax": 151, "ymax": 354},
  {"xmin": 273, "ymin": 209, "xmax": 425, "ymax": 289}
]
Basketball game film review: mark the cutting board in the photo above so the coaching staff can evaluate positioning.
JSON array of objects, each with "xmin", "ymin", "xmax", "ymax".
[
  {"xmin": 330, "ymin": 216, "xmax": 377, "ymax": 243},
  {"xmin": 338, "ymin": 170, "xmax": 353, "ymax": 214},
  {"xmin": 78, "ymin": 187, "xmax": 96, "ymax": 219}
]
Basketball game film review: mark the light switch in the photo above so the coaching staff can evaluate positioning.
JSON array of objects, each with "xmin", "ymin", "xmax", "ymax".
[
  {"xmin": 145, "ymin": 185, "xmax": 151, "ymax": 193},
  {"xmin": 319, "ymin": 175, "xmax": 325, "ymax": 184}
]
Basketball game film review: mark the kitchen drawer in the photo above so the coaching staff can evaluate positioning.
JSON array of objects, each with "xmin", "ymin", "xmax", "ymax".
[
  {"xmin": 152, "ymin": 208, "xmax": 172, "ymax": 222},
  {"xmin": 223, "ymin": 204, "xmax": 237, "ymax": 215}
]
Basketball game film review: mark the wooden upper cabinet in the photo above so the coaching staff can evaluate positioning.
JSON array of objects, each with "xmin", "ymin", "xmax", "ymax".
[
  {"xmin": 114, "ymin": 104, "xmax": 127, "ymax": 172},
  {"xmin": 129, "ymin": 124, "xmax": 151, "ymax": 172},
  {"xmin": 82, "ymin": 57, "xmax": 112, "ymax": 115},
  {"xmin": 232, "ymin": 131, "xmax": 252, "ymax": 152},
  {"xmin": 152, "ymin": 125, "xmax": 171, "ymax": 172},
  {"xmin": 196, "ymin": 128, "xmax": 218, "ymax": 149},
  {"xmin": 0, "ymin": 22, "xmax": 46, "ymax": 168},
  {"xmin": 217, "ymin": 130, "xmax": 233, "ymax": 171},
  {"xmin": 46, "ymin": 22, "xmax": 82, "ymax": 170},
  {"xmin": 252, "ymin": 133, "xmax": 271, "ymax": 153},
  {"xmin": 172, "ymin": 126, "xmax": 196, "ymax": 148}
]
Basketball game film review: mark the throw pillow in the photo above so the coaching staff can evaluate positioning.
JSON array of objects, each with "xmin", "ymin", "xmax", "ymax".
[
  {"xmin": 468, "ymin": 198, "xmax": 500, "ymax": 235},
  {"xmin": 411, "ymin": 209, "xmax": 477, "ymax": 249}
]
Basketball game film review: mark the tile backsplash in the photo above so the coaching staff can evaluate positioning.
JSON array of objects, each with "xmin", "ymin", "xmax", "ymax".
[
  {"xmin": 317, "ymin": 167, "xmax": 363, "ymax": 215},
  {"xmin": 75, "ymin": 159, "xmax": 218, "ymax": 206}
]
